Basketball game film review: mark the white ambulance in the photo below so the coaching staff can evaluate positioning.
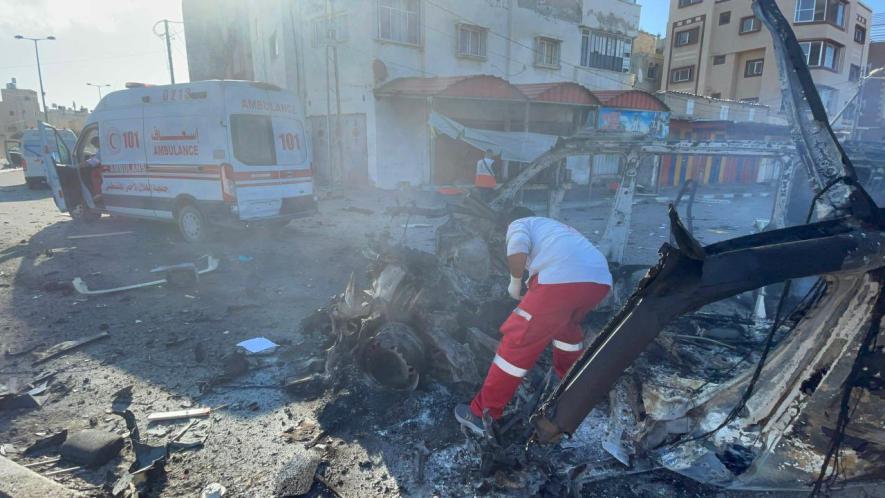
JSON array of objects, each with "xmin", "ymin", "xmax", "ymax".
[
  {"xmin": 20, "ymin": 126, "xmax": 77, "ymax": 189},
  {"xmin": 40, "ymin": 80, "xmax": 316, "ymax": 242}
]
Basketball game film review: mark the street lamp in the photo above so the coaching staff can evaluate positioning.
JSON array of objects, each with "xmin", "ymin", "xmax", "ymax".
[
  {"xmin": 14, "ymin": 34, "xmax": 55, "ymax": 123},
  {"xmin": 829, "ymin": 67, "xmax": 885, "ymax": 133},
  {"xmin": 86, "ymin": 82, "xmax": 111, "ymax": 100}
]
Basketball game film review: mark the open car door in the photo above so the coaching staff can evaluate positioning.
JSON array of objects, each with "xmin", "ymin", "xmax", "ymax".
[{"xmin": 38, "ymin": 121, "xmax": 71, "ymax": 212}]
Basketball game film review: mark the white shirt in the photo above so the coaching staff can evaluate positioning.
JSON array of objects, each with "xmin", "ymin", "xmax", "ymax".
[
  {"xmin": 506, "ymin": 216, "xmax": 612, "ymax": 286},
  {"xmin": 475, "ymin": 157, "xmax": 495, "ymax": 177}
]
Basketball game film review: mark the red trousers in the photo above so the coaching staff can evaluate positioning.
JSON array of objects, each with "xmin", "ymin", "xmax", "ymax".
[{"xmin": 470, "ymin": 277, "xmax": 610, "ymax": 419}]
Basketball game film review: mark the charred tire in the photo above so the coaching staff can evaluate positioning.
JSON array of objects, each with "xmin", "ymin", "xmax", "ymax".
[{"xmin": 176, "ymin": 204, "xmax": 207, "ymax": 243}]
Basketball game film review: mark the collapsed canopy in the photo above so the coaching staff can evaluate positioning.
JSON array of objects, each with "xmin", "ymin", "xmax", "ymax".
[{"xmin": 428, "ymin": 111, "xmax": 559, "ymax": 163}]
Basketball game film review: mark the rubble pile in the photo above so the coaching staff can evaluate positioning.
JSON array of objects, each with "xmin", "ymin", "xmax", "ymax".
[{"xmin": 292, "ymin": 204, "xmax": 515, "ymax": 394}]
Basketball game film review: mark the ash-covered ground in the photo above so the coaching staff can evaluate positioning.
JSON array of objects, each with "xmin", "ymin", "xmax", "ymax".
[{"xmin": 0, "ymin": 168, "xmax": 801, "ymax": 496}]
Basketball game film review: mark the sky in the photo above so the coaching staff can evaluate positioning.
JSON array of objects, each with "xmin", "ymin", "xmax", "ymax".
[
  {"xmin": 0, "ymin": 0, "xmax": 189, "ymax": 112},
  {"xmin": 0, "ymin": 0, "xmax": 882, "ymax": 113}
]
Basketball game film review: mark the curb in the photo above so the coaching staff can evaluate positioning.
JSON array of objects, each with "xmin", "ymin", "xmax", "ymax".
[{"xmin": 653, "ymin": 191, "xmax": 771, "ymax": 203}]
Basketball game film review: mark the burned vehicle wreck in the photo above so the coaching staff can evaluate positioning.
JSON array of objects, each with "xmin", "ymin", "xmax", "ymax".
[
  {"xmin": 532, "ymin": 0, "xmax": 885, "ymax": 492},
  {"xmin": 291, "ymin": 0, "xmax": 884, "ymax": 494}
]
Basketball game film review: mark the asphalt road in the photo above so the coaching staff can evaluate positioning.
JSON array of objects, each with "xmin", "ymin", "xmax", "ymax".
[{"xmin": 0, "ymin": 168, "xmax": 784, "ymax": 497}]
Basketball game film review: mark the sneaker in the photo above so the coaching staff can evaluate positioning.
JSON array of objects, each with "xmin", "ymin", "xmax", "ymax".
[{"xmin": 454, "ymin": 403, "xmax": 485, "ymax": 436}]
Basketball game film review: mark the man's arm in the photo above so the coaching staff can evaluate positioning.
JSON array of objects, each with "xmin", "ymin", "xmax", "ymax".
[
  {"xmin": 508, "ymin": 253, "xmax": 527, "ymax": 279},
  {"xmin": 505, "ymin": 220, "xmax": 531, "ymax": 299}
]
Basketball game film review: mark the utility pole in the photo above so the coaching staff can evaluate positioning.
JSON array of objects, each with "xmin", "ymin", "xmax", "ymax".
[
  {"xmin": 323, "ymin": 0, "xmax": 335, "ymax": 188},
  {"xmin": 164, "ymin": 20, "xmax": 175, "ymax": 84},
  {"xmin": 153, "ymin": 19, "xmax": 181, "ymax": 84},
  {"xmin": 14, "ymin": 34, "xmax": 55, "ymax": 123}
]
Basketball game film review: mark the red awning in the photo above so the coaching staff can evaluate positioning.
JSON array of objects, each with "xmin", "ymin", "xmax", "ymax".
[
  {"xmin": 514, "ymin": 82, "xmax": 600, "ymax": 106},
  {"xmin": 592, "ymin": 90, "xmax": 669, "ymax": 111},
  {"xmin": 375, "ymin": 76, "xmax": 668, "ymax": 112},
  {"xmin": 375, "ymin": 75, "xmax": 527, "ymax": 101}
]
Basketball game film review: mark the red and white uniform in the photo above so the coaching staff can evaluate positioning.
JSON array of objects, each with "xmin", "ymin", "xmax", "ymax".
[
  {"xmin": 470, "ymin": 217, "xmax": 611, "ymax": 420},
  {"xmin": 475, "ymin": 157, "xmax": 496, "ymax": 189}
]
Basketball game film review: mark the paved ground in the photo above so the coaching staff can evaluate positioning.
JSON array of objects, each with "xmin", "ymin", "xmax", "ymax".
[{"xmin": 0, "ymin": 168, "xmax": 785, "ymax": 497}]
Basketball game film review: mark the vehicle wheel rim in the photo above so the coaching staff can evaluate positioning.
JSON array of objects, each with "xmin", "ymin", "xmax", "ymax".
[{"xmin": 182, "ymin": 212, "xmax": 202, "ymax": 240}]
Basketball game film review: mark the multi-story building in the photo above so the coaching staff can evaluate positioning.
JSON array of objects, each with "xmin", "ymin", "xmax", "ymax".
[
  {"xmin": 183, "ymin": 0, "xmax": 662, "ymax": 189},
  {"xmin": 632, "ymin": 31, "xmax": 664, "ymax": 92},
  {"xmin": 661, "ymin": 0, "xmax": 872, "ymax": 131},
  {"xmin": 182, "ymin": 0, "xmax": 254, "ymax": 81},
  {"xmin": 0, "ymin": 78, "xmax": 40, "ymax": 163}
]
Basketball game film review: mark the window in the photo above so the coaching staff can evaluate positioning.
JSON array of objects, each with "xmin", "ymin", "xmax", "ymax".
[
  {"xmin": 76, "ymin": 126, "xmax": 100, "ymax": 165},
  {"xmin": 670, "ymin": 66, "xmax": 694, "ymax": 83},
  {"xmin": 744, "ymin": 58, "xmax": 764, "ymax": 77},
  {"xmin": 675, "ymin": 27, "xmax": 700, "ymax": 47},
  {"xmin": 581, "ymin": 29, "xmax": 631, "ymax": 72},
  {"xmin": 855, "ymin": 25, "xmax": 866, "ymax": 44},
  {"xmin": 378, "ymin": 0, "xmax": 420, "ymax": 45},
  {"xmin": 794, "ymin": 0, "xmax": 847, "ymax": 27},
  {"xmin": 849, "ymin": 64, "xmax": 861, "ymax": 82},
  {"xmin": 313, "ymin": 13, "xmax": 349, "ymax": 47},
  {"xmin": 719, "ymin": 105, "xmax": 730, "ymax": 120},
  {"xmin": 678, "ymin": 0, "xmax": 702, "ymax": 6},
  {"xmin": 739, "ymin": 16, "xmax": 761, "ymax": 34},
  {"xmin": 535, "ymin": 36, "xmax": 561, "ymax": 68},
  {"xmin": 795, "ymin": 0, "xmax": 824, "ymax": 22},
  {"xmin": 686, "ymin": 100, "xmax": 695, "ymax": 115},
  {"xmin": 710, "ymin": 92, "xmax": 722, "ymax": 99},
  {"xmin": 799, "ymin": 40, "xmax": 841, "ymax": 70},
  {"xmin": 269, "ymin": 32, "xmax": 279, "ymax": 60},
  {"xmin": 713, "ymin": 54, "xmax": 726, "ymax": 65},
  {"xmin": 647, "ymin": 63, "xmax": 659, "ymax": 79},
  {"xmin": 719, "ymin": 11, "xmax": 731, "ymax": 25},
  {"xmin": 231, "ymin": 114, "xmax": 276, "ymax": 166},
  {"xmin": 457, "ymin": 24, "xmax": 486, "ymax": 58},
  {"xmin": 831, "ymin": 1, "xmax": 846, "ymax": 27}
]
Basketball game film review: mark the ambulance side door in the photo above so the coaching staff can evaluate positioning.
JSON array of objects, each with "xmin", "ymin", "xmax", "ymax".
[
  {"xmin": 99, "ymin": 101, "xmax": 153, "ymax": 218},
  {"xmin": 38, "ymin": 122, "xmax": 70, "ymax": 212}
]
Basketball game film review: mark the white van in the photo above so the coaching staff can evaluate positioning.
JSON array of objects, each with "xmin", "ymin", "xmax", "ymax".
[
  {"xmin": 40, "ymin": 81, "xmax": 317, "ymax": 241},
  {"xmin": 20, "ymin": 126, "xmax": 77, "ymax": 189}
]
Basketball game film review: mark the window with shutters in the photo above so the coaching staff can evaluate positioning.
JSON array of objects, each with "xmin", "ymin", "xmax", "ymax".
[
  {"xmin": 456, "ymin": 24, "xmax": 487, "ymax": 59},
  {"xmin": 580, "ymin": 29, "xmax": 632, "ymax": 72}
]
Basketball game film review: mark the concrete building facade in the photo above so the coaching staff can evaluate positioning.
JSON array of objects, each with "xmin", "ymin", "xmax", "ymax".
[
  {"xmin": 661, "ymin": 0, "xmax": 872, "ymax": 132},
  {"xmin": 632, "ymin": 31, "xmax": 664, "ymax": 92},
  {"xmin": 0, "ymin": 79, "xmax": 40, "ymax": 163},
  {"xmin": 47, "ymin": 106, "xmax": 90, "ymax": 134},
  {"xmin": 854, "ymin": 39, "xmax": 884, "ymax": 140},
  {"xmin": 183, "ymin": 0, "xmax": 646, "ymax": 189}
]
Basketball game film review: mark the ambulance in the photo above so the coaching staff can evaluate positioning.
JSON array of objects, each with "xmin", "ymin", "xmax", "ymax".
[
  {"xmin": 40, "ymin": 80, "xmax": 317, "ymax": 242},
  {"xmin": 20, "ymin": 127, "xmax": 77, "ymax": 189}
]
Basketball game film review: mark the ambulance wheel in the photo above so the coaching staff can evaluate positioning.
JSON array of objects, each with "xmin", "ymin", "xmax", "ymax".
[
  {"xmin": 268, "ymin": 219, "xmax": 290, "ymax": 230},
  {"xmin": 177, "ymin": 204, "xmax": 207, "ymax": 243},
  {"xmin": 71, "ymin": 205, "xmax": 101, "ymax": 223}
]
